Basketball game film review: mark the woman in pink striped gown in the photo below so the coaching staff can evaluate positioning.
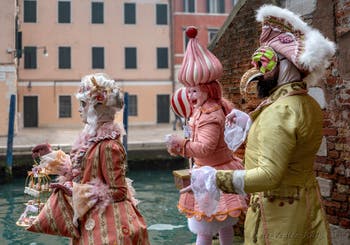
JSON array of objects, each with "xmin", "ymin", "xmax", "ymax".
[{"xmin": 30, "ymin": 73, "xmax": 150, "ymax": 245}]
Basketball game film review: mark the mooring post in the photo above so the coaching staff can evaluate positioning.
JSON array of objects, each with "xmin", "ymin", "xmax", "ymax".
[
  {"xmin": 123, "ymin": 92, "xmax": 129, "ymax": 152},
  {"xmin": 6, "ymin": 94, "xmax": 16, "ymax": 176}
]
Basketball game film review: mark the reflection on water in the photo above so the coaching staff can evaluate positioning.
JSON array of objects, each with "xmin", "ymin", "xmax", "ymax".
[
  {"xmin": 0, "ymin": 170, "xmax": 195, "ymax": 245},
  {"xmin": 134, "ymin": 170, "xmax": 195, "ymax": 244}
]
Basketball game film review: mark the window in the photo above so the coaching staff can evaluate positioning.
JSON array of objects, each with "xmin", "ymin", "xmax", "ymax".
[
  {"xmin": 58, "ymin": 0, "xmax": 71, "ymax": 23},
  {"xmin": 16, "ymin": 31, "xmax": 22, "ymax": 58},
  {"xmin": 24, "ymin": 46, "xmax": 37, "ymax": 69},
  {"xmin": 156, "ymin": 4, "xmax": 168, "ymax": 25},
  {"xmin": 124, "ymin": 3, "xmax": 136, "ymax": 24},
  {"xmin": 208, "ymin": 28, "xmax": 219, "ymax": 42},
  {"xmin": 24, "ymin": 0, "xmax": 37, "ymax": 23},
  {"xmin": 59, "ymin": 47, "xmax": 71, "ymax": 69},
  {"xmin": 128, "ymin": 95, "xmax": 138, "ymax": 116},
  {"xmin": 125, "ymin": 47, "xmax": 137, "ymax": 69},
  {"xmin": 157, "ymin": 47, "xmax": 168, "ymax": 69},
  {"xmin": 91, "ymin": 2, "xmax": 104, "ymax": 24},
  {"xmin": 59, "ymin": 95, "xmax": 72, "ymax": 118},
  {"xmin": 157, "ymin": 94, "xmax": 170, "ymax": 123},
  {"xmin": 183, "ymin": 0, "xmax": 195, "ymax": 13},
  {"xmin": 206, "ymin": 0, "xmax": 225, "ymax": 13},
  {"xmin": 92, "ymin": 47, "xmax": 104, "ymax": 69}
]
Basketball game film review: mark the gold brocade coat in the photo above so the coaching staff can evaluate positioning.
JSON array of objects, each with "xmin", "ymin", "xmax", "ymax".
[{"xmin": 217, "ymin": 82, "xmax": 331, "ymax": 244}]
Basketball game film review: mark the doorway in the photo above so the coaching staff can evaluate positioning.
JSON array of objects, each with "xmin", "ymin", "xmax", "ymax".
[
  {"xmin": 23, "ymin": 96, "xmax": 38, "ymax": 127},
  {"xmin": 157, "ymin": 94, "xmax": 169, "ymax": 123}
]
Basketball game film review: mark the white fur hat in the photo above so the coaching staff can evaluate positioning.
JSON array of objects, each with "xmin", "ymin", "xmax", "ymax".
[{"xmin": 256, "ymin": 4, "xmax": 336, "ymax": 84}]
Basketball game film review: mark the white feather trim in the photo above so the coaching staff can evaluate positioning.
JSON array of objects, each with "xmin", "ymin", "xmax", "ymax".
[
  {"xmin": 299, "ymin": 29, "xmax": 336, "ymax": 71},
  {"xmin": 256, "ymin": 4, "xmax": 309, "ymax": 31}
]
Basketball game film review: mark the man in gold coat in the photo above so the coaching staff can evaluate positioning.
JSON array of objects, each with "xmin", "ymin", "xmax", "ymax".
[{"xmin": 182, "ymin": 5, "xmax": 336, "ymax": 245}]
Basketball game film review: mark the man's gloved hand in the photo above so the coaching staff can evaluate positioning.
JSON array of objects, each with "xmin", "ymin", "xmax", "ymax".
[
  {"xmin": 180, "ymin": 166, "xmax": 220, "ymax": 217},
  {"xmin": 32, "ymin": 143, "xmax": 52, "ymax": 158}
]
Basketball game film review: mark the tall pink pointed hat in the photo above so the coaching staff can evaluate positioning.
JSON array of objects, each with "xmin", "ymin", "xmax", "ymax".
[
  {"xmin": 255, "ymin": 4, "xmax": 336, "ymax": 84},
  {"xmin": 178, "ymin": 26, "xmax": 223, "ymax": 87}
]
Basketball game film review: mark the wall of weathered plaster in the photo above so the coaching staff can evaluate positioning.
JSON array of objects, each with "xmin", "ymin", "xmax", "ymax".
[{"xmin": 0, "ymin": 66, "xmax": 17, "ymax": 137}]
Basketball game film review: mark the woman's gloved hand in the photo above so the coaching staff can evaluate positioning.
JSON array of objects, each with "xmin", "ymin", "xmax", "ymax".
[
  {"xmin": 224, "ymin": 109, "xmax": 252, "ymax": 151},
  {"xmin": 225, "ymin": 109, "xmax": 251, "ymax": 128},
  {"xmin": 39, "ymin": 150, "xmax": 72, "ymax": 176},
  {"xmin": 165, "ymin": 134, "xmax": 185, "ymax": 156}
]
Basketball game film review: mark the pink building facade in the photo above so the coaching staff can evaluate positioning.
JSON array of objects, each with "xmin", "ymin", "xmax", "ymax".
[
  {"xmin": 14, "ymin": 0, "xmax": 172, "ymax": 129},
  {"xmin": 0, "ymin": 0, "xmax": 17, "ymax": 136},
  {"xmin": 0, "ymin": 0, "xmax": 237, "ymax": 134}
]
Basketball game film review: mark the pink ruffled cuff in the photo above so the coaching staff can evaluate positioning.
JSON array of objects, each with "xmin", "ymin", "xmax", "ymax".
[{"xmin": 72, "ymin": 179, "xmax": 112, "ymax": 227}]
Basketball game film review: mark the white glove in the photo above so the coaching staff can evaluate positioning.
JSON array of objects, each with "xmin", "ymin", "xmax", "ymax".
[
  {"xmin": 164, "ymin": 134, "xmax": 183, "ymax": 156},
  {"xmin": 224, "ymin": 109, "xmax": 252, "ymax": 151},
  {"xmin": 189, "ymin": 166, "xmax": 220, "ymax": 217}
]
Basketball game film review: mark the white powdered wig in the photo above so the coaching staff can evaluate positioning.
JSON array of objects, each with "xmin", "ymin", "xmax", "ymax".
[
  {"xmin": 76, "ymin": 73, "xmax": 123, "ymax": 108},
  {"xmin": 256, "ymin": 4, "xmax": 336, "ymax": 84},
  {"xmin": 76, "ymin": 73, "xmax": 124, "ymax": 135}
]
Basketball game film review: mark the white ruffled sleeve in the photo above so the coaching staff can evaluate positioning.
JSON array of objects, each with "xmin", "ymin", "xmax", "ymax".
[{"xmin": 190, "ymin": 166, "xmax": 220, "ymax": 217}]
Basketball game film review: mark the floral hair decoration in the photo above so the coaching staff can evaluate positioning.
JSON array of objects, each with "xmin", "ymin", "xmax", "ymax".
[
  {"xmin": 90, "ymin": 77, "xmax": 108, "ymax": 105},
  {"xmin": 76, "ymin": 73, "xmax": 123, "ymax": 109}
]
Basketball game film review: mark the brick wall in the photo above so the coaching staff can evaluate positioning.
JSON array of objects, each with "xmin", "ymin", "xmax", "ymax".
[
  {"xmin": 209, "ymin": 0, "xmax": 350, "ymax": 242},
  {"xmin": 316, "ymin": 0, "xmax": 350, "ymax": 242},
  {"xmin": 209, "ymin": 0, "xmax": 270, "ymax": 113}
]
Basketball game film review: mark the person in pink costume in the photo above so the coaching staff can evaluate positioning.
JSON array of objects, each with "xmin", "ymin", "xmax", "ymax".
[
  {"xmin": 166, "ymin": 26, "xmax": 248, "ymax": 245},
  {"xmin": 29, "ymin": 73, "xmax": 150, "ymax": 244}
]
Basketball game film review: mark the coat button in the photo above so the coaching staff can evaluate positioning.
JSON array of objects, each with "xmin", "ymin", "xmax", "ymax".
[
  {"xmin": 279, "ymin": 201, "xmax": 284, "ymax": 207},
  {"xmin": 268, "ymin": 196, "xmax": 275, "ymax": 202},
  {"xmin": 288, "ymin": 198, "xmax": 294, "ymax": 204}
]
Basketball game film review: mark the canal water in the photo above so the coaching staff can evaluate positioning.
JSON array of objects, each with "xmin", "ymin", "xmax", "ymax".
[{"xmin": 0, "ymin": 170, "xmax": 196, "ymax": 245}]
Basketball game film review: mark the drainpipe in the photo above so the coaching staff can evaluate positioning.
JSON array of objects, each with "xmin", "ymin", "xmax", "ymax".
[
  {"xmin": 123, "ymin": 92, "xmax": 129, "ymax": 153},
  {"xmin": 6, "ymin": 94, "xmax": 16, "ymax": 176}
]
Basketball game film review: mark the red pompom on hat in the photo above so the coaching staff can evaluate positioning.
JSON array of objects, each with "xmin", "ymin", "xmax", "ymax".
[
  {"xmin": 185, "ymin": 26, "xmax": 198, "ymax": 38},
  {"xmin": 178, "ymin": 26, "xmax": 223, "ymax": 87}
]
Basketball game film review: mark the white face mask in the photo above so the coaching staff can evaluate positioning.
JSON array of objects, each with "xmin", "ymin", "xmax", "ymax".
[
  {"xmin": 79, "ymin": 100, "xmax": 89, "ymax": 124},
  {"xmin": 188, "ymin": 86, "xmax": 208, "ymax": 109}
]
